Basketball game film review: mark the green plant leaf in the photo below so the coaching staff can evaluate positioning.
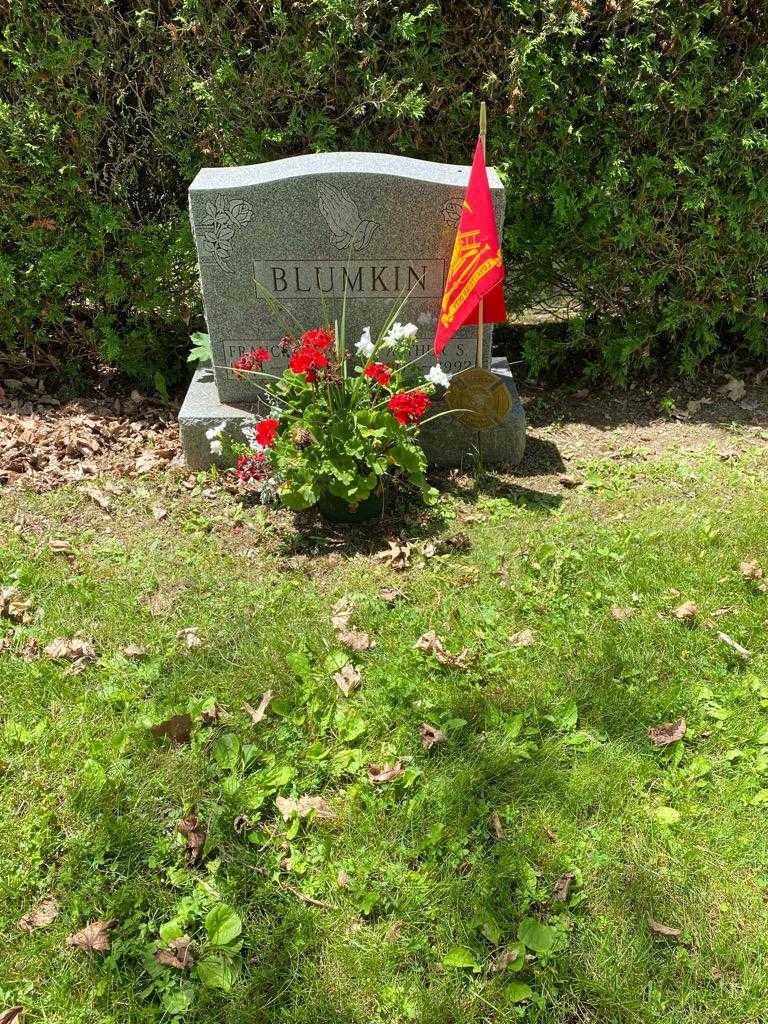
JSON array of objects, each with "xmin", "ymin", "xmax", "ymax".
[
  {"xmin": 213, "ymin": 733, "xmax": 241, "ymax": 770},
  {"xmin": 517, "ymin": 918, "xmax": 556, "ymax": 954},
  {"xmin": 188, "ymin": 332, "xmax": 211, "ymax": 364},
  {"xmin": 205, "ymin": 904, "xmax": 242, "ymax": 947},
  {"xmin": 443, "ymin": 946, "xmax": 480, "ymax": 969},
  {"xmin": 196, "ymin": 954, "xmax": 237, "ymax": 991},
  {"xmin": 506, "ymin": 981, "xmax": 533, "ymax": 1003}
]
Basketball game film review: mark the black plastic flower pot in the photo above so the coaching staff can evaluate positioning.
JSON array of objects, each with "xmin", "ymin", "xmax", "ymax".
[{"xmin": 317, "ymin": 486, "xmax": 384, "ymax": 525}]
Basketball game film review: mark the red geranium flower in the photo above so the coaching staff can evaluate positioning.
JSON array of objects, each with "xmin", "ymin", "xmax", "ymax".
[
  {"xmin": 254, "ymin": 418, "xmax": 279, "ymax": 447},
  {"xmin": 289, "ymin": 348, "xmax": 328, "ymax": 376},
  {"xmin": 236, "ymin": 452, "xmax": 269, "ymax": 482},
  {"xmin": 363, "ymin": 362, "xmax": 392, "ymax": 386},
  {"xmin": 301, "ymin": 328, "xmax": 333, "ymax": 351},
  {"xmin": 387, "ymin": 390, "xmax": 430, "ymax": 425},
  {"xmin": 232, "ymin": 347, "xmax": 271, "ymax": 377}
]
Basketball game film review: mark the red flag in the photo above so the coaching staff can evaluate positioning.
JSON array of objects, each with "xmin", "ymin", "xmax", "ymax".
[{"xmin": 434, "ymin": 137, "xmax": 506, "ymax": 357}]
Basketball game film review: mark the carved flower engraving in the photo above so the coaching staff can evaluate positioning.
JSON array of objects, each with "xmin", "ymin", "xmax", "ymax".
[{"xmin": 199, "ymin": 195, "xmax": 253, "ymax": 271}]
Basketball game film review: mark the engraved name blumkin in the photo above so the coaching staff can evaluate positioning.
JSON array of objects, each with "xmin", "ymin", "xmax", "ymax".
[{"xmin": 253, "ymin": 258, "xmax": 446, "ymax": 299}]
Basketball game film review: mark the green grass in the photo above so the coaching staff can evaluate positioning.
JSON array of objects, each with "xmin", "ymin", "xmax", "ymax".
[{"xmin": 2, "ymin": 446, "xmax": 768, "ymax": 1023}]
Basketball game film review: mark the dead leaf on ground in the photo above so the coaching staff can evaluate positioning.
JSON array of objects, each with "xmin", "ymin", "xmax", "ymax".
[
  {"xmin": 559, "ymin": 474, "xmax": 583, "ymax": 489},
  {"xmin": 122, "ymin": 644, "xmax": 146, "ymax": 659},
  {"xmin": 330, "ymin": 598, "xmax": 373, "ymax": 652},
  {"xmin": 718, "ymin": 632, "xmax": 751, "ymax": 659},
  {"xmin": 18, "ymin": 896, "xmax": 59, "ymax": 932},
  {"xmin": 48, "ymin": 539, "xmax": 73, "ymax": 556},
  {"xmin": 177, "ymin": 815, "xmax": 206, "ymax": 864},
  {"xmin": 649, "ymin": 919, "xmax": 681, "ymax": 940},
  {"xmin": 414, "ymin": 630, "xmax": 471, "ymax": 670},
  {"xmin": 553, "ymin": 873, "xmax": 575, "ymax": 902},
  {"xmin": 150, "ymin": 713, "xmax": 193, "ymax": 744},
  {"xmin": 648, "ymin": 718, "xmax": 687, "ymax": 747},
  {"xmin": 368, "ymin": 761, "xmax": 404, "ymax": 784},
  {"xmin": 177, "ymin": 627, "xmax": 203, "ymax": 649},
  {"xmin": 84, "ymin": 487, "xmax": 112, "ymax": 511},
  {"xmin": 419, "ymin": 722, "xmax": 445, "ymax": 750},
  {"xmin": 65, "ymin": 919, "xmax": 116, "ymax": 953},
  {"xmin": 0, "ymin": 1008, "xmax": 23, "ymax": 1024},
  {"xmin": 200, "ymin": 703, "xmax": 226, "ymax": 726},
  {"xmin": 337, "ymin": 869, "xmax": 350, "ymax": 888},
  {"xmin": 337, "ymin": 626, "xmax": 373, "ymax": 652},
  {"xmin": 373, "ymin": 540, "xmax": 412, "ymax": 571},
  {"xmin": 1, "ymin": 587, "xmax": 34, "ymax": 625},
  {"xmin": 275, "ymin": 795, "xmax": 336, "ymax": 821},
  {"xmin": 740, "ymin": 560, "xmax": 764, "ymax": 580},
  {"xmin": 44, "ymin": 637, "xmax": 96, "ymax": 664},
  {"xmin": 379, "ymin": 587, "xmax": 405, "ymax": 603},
  {"xmin": 155, "ymin": 936, "xmax": 194, "ymax": 970},
  {"xmin": 719, "ymin": 375, "xmax": 746, "ymax": 402},
  {"xmin": 152, "ymin": 506, "xmax": 168, "ymax": 521},
  {"xmin": 510, "ymin": 628, "xmax": 536, "ymax": 648},
  {"xmin": 334, "ymin": 664, "xmax": 361, "ymax": 696},
  {"xmin": 330, "ymin": 597, "xmax": 354, "ymax": 631},
  {"xmin": 491, "ymin": 946, "xmax": 524, "ymax": 972},
  {"xmin": 672, "ymin": 600, "xmax": 698, "ymax": 622},
  {"xmin": 611, "ymin": 606, "xmax": 635, "ymax": 621},
  {"xmin": 21, "ymin": 637, "xmax": 39, "ymax": 660},
  {"xmin": 491, "ymin": 809, "xmax": 505, "ymax": 840},
  {"xmin": 244, "ymin": 689, "xmax": 272, "ymax": 723}
]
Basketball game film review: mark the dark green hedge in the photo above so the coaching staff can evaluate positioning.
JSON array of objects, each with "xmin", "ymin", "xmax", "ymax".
[{"xmin": 2, "ymin": 0, "xmax": 768, "ymax": 388}]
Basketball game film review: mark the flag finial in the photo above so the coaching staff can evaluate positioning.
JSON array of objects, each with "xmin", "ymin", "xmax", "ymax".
[{"xmin": 479, "ymin": 101, "xmax": 487, "ymax": 140}]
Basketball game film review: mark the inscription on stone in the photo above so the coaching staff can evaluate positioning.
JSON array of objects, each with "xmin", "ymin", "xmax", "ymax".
[{"xmin": 189, "ymin": 152, "xmax": 505, "ymax": 403}]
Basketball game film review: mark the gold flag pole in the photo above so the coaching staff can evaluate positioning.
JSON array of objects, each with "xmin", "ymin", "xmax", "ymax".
[{"xmin": 477, "ymin": 101, "xmax": 487, "ymax": 370}]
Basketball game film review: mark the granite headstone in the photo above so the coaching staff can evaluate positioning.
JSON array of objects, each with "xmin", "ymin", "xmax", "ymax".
[
  {"xmin": 180, "ymin": 151, "xmax": 525, "ymax": 468},
  {"xmin": 188, "ymin": 152, "xmax": 504, "ymax": 403}
]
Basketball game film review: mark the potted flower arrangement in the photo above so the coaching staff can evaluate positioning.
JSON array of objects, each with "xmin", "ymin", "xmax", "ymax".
[{"xmin": 205, "ymin": 315, "xmax": 454, "ymax": 523}]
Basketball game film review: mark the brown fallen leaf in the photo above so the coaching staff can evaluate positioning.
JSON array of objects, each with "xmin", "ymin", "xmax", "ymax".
[
  {"xmin": 84, "ymin": 487, "xmax": 112, "ymax": 511},
  {"xmin": 275, "ymin": 794, "xmax": 336, "ymax": 821},
  {"xmin": 719, "ymin": 375, "xmax": 746, "ymax": 402},
  {"xmin": 66, "ymin": 919, "xmax": 116, "ymax": 953},
  {"xmin": 177, "ymin": 627, "xmax": 203, "ymax": 649},
  {"xmin": 152, "ymin": 506, "xmax": 169, "ymax": 521},
  {"xmin": 611, "ymin": 606, "xmax": 635, "ymax": 622},
  {"xmin": 337, "ymin": 869, "xmax": 350, "ymax": 888},
  {"xmin": 380, "ymin": 586, "xmax": 405, "ymax": 603},
  {"xmin": 337, "ymin": 626, "xmax": 373, "ymax": 652},
  {"xmin": 559, "ymin": 474, "xmax": 583, "ymax": 489},
  {"xmin": 490, "ymin": 809, "xmax": 505, "ymax": 840},
  {"xmin": 330, "ymin": 597, "xmax": 354, "ymax": 631},
  {"xmin": 672, "ymin": 601, "xmax": 698, "ymax": 622},
  {"xmin": 177, "ymin": 815, "xmax": 206, "ymax": 864},
  {"xmin": 419, "ymin": 722, "xmax": 446, "ymax": 750},
  {"xmin": 510, "ymin": 628, "xmax": 536, "ymax": 648},
  {"xmin": 0, "ymin": 587, "xmax": 34, "ymax": 625},
  {"xmin": 243, "ymin": 689, "xmax": 273, "ymax": 723},
  {"xmin": 18, "ymin": 896, "xmax": 59, "ymax": 932},
  {"xmin": 649, "ymin": 919, "xmax": 681, "ymax": 940},
  {"xmin": 44, "ymin": 637, "xmax": 96, "ymax": 663},
  {"xmin": 0, "ymin": 1008, "xmax": 23, "ymax": 1024},
  {"xmin": 155, "ymin": 936, "xmax": 194, "ymax": 970},
  {"xmin": 122, "ymin": 644, "xmax": 146, "ymax": 659},
  {"xmin": 368, "ymin": 761, "xmax": 404, "ymax": 784},
  {"xmin": 648, "ymin": 718, "xmax": 686, "ymax": 747},
  {"xmin": 21, "ymin": 637, "xmax": 39, "ymax": 661},
  {"xmin": 553, "ymin": 873, "xmax": 575, "ymax": 902},
  {"xmin": 200, "ymin": 703, "xmax": 226, "ymax": 726},
  {"xmin": 150, "ymin": 713, "xmax": 193, "ymax": 743},
  {"xmin": 373, "ymin": 540, "xmax": 412, "ymax": 571},
  {"xmin": 333, "ymin": 664, "xmax": 361, "ymax": 696},
  {"xmin": 718, "ymin": 632, "xmax": 751, "ymax": 659},
  {"xmin": 414, "ymin": 630, "xmax": 471, "ymax": 670},
  {"xmin": 490, "ymin": 946, "xmax": 524, "ymax": 972},
  {"xmin": 48, "ymin": 539, "xmax": 73, "ymax": 556},
  {"xmin": 740, "ymin": 560, "xmax": 764, "ymax": 580}
]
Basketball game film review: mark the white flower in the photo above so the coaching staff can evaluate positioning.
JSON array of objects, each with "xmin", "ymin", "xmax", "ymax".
[
  {"xmin": 242, "ymin": 425, "xmax": 263, "ymax": 451},
  {"xmin": 383, "ymin": 321, "xmax": 418, "ymax": 347},
  {"xmin": 205, "ymin": 420, "xmax": 226, "ymax": 441},
  {"xmin": 209, "ymin": 438, "xmax": 223, "ymax": 456},
  {"xmin": 355, "ymin": 327, "xmax": 374, "ymax": 359},
  {"xmin": 425, "ymin": 364, "xmax": 451, "ymax": 388}
]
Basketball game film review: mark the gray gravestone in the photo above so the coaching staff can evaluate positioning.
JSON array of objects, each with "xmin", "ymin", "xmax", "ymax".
[
  {"xmin": 180, "ymin": 151, "xmax": 525, "ymax": 468},
  {"xmin": 188, "ymin": 152, "xmax": 503, "ymax": 402}
]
